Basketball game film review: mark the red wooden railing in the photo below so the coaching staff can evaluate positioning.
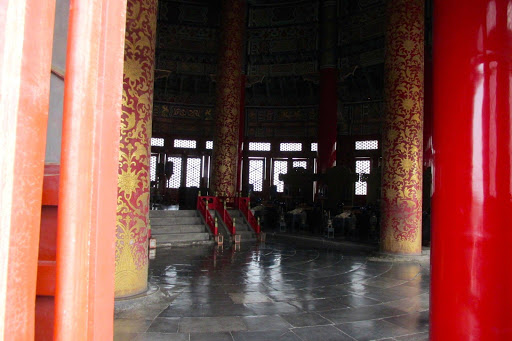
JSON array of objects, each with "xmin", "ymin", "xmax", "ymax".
[
  {"xmin": 198, "ymin": 195, "xmax": 260, "ymax": 235},
  {"xmin": 236, "ymin": 197, "xmax": 261, "ymax": 235},
  {"xmin": 198, "ymin": 196, "xmax": 236, "ymax": 235},
  {"xmin": 196, "ymin": 196, "xmax": 217, "ymax": 236}
]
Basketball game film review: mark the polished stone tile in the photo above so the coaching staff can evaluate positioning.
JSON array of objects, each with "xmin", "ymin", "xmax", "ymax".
[
  {"xmin": 133, "ymin": 333, "xmax": 189, "ymax": 341},
  {"xmin": 395, "ymin": 332, "xmax": 429, "ymax": 340},
  {"xmin": 232, "ymin": 330, "xmax": 302, "ymax": 341},
  {"xmin": 280, "ymin": 312, "xmax": 331, "ymax": 327},
  {"xmin": 243, "ymin": 302, "xmax": 302, "ymax": 315},
  {"xmin": 384, "ymin": 311, "xmax": 429, "ymax": 333},
  {"xmin": 335, "ymin": 319, "xmax": 411, "ymax": 340},
  {"xmin": 146, "ymin": 317, "xmax": 180, "ymax": 333},
  {"xmin": 229, "ymin": 292, "xmax": 272, "ymax": 304},
  {"xmin": 336, "ymin": 294, "xmax": 381, "ymax": 308},
  {"xmin": 114, "ymin": 319, "xmax": 152, "ymax": 336},
  {"xmin": 292, "ymin": 325, "xmax": 354, "ymax": 341},
  {"xmin": 118, "ymin": 241, "xmax": 430, "ymax": 340},
  {"xmin": 179, "ymin": 316, "xmax": 247, "ymax": 333},
  {"xmin": 288, "ymin": 298, "xmax": 349, "ymax": 312},
  {"xmin": 190, "ymin": 332, "xmax": 233, "ymax": 341},
  {"xmin": 319, "ymin": 305, "xmax": 406, "ymax": 324}
]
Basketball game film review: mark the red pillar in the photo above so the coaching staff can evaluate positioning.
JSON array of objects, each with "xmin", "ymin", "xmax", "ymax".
[
  {"xmin": 0, "ymin": 0, "xmax": 55, "ymax": 338},
  {"xmin": 317, "ymin": 0, "xmax": 338, "ymax": 174},
  {"xmin": 318, "ymin": 69, "xmax": 338, "ymax": 173},
  {"xmin": 431, "ymin": 0, "xmax": 512, "ymax": 339}
]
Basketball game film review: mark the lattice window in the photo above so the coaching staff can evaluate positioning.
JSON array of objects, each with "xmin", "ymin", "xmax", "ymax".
[
  {"xmin": 150, "ymin": 155, "xmax": 157, "ymax": 182},
  {"xmin": 186, "ymin": 158, "xmax": 201, "ymax": 187},
  {"xmin": 311, "ymin": 143, "xmax": 318, "ymax": 152},
  {"xmin": 151, "ymin": 137, "xmax": 164, "ymax": 147},
  {"xmin": 206, "ymin": 141, "xmax": 213, "ymax": 150},
  {"xmin": 174, "ymin": 139, "xmax": 197, "ymax": 148},
  {"xmin": 293, "ymin": 160, "xmax": 307, "ymax": 169},
  {"xmin": 167, "ymin": 157, "xmax": 182, "ymax": 188},
  {"xmin": 355, "ymin": 140, "xmax": 379, "ymax": 150},
  {"xmin": 248, "ymin": 159, "xmax": 264, "ymax": 192},
  {"xmin": 355, "ymin": 159, "xmax": 371, "ymax": 195},
  {"xmin": 280, "ymin": 142, "xmax": 302, "ymax": 152},
  {"xmin": 273, "ymin": 160, "xmax": 288, "ymax": 193},
  {"xmin": 248, "ymin": 142, "xmax": 271, "ymax": 151}
]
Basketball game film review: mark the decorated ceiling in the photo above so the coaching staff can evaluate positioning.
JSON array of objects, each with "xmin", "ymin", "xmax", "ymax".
[{"xmin": 152, "ymin": 0, "xmax": 431, "ymax": 140}]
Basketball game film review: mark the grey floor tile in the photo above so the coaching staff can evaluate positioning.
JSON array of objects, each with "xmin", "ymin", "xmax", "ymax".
[
  {"xmin": 229, "ymin": 292, "xmax": 272, "ymax": 304},
  {"xmin": 384, "ymin": 311, "xmax": 429, "ymax": 333},
  {"xmin": 337, "ymin": 295, "xmax": 382, "ymax": 308},
  {"xmin": 114, "ymin": 333, "xmax": 139, "ymax": 341},
  {"xmin": 244, "ymin": 302, "xmax": 302, "ymax": 315},
  {"xmin": 179, "ymin": 316, "xmax": 247, "ymax": 333},
  {"xmin": 288, "ymin": 298, "xmax": 349, "ymax": 312},
  {"xmin": 292, "ymin": 325, "xmax": 354, "ymax": 341},
  {"xmin": 134, "ymin": 333, "xmax": 189, "ymax": 341},
  {"xmin": 114, "ymin": 319, "xmax": 153, "ymax": 335},
  {"xmin": 118, "ymin": 242, "xmax": 430, "ymax": 341},
  {"xmin": 319, "ymin": 305, "xmax": 406, "ymax": 324},
  {"xmin": 241, "ymin": 315, "xmax": 292, "ymax": 331},
  {"xmin": 147, "ymin": 317, "xmax": 181, "ymax": 333},
  {"xmin": 335, "ymin": 319, "xmax": 411, "ymax": 341},
  {"xmin": 232, "ymin": 330, "xmax": 302, "ymax": 341},
  {"xmin": 190, "ymin": 332, "xmax": 233, "ymax": 341},
  {"xmin": 280, "ymin": 312, "xmax": 331, "ymax": 327},
  {"xmin": 395, "ymin": 332, "xmax": 429, "ymax": 341}
]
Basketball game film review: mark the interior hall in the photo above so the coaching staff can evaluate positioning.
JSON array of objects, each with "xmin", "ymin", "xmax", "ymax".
[{"xmin": 1, "ymin": 0, "xmax": 511, "ymax": 340}]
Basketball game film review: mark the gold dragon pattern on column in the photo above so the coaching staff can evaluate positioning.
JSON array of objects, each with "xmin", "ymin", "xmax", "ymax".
[
  {"xmin": 115, "ymin": 0, "xmax": 157, "ymax": 297},
  {"xmin": 380, "ymin": 0, "xmax": 424, "ymax": 254},
  {"xmin": 211, "ymin": 0, "xmax": 246, "ymax": 197}
]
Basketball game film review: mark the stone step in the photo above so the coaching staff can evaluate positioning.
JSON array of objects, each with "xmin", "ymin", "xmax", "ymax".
[
  {"xmin": 151, "ymin": 216, "xmax": 202, "ymax": 226},
  {"xmin": 149, "ymin": 210, "xmax": 198, "ymax": 218},
  {"xmin": 154, "ymin": 233, "xmax": 210, "ymax": 245},
  {"xmin": 227, "ymin": 210, "xmax": 243, "ymax": 218},
  {"xmin": 234, "ymin": 223, "xmax": 251, "ymax": 232},
  {"xmin": 151, "ymin": 225, "xmax": 206, "ymax": 235}
]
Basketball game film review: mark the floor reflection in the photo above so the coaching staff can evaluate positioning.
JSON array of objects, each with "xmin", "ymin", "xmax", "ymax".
[{"xmin": 115, "ymin": 240, "xmax": 429, "ymax": 341}]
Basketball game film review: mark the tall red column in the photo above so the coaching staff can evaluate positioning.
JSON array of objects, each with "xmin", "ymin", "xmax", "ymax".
[
  {"xmin": 211, "ymin": 0, "xmax": 246, "ymax": 197},
  {"xmin": 431, "ymin": 0, "xmax": 512, "ymax": 339},
  {"xmin": 317, "ymin": 0, "xmax": 338, "ymax": 174},
  {"xmin": 380, "ymin": 0, "xmax": 424, "ymax": 255},
  {"xmin": 237, "ymin": 74, "xmax": 247, "ymax": 194},
  {"xmin": 115, "ymin": 0, "xmax": 158, "ymax": 298}
]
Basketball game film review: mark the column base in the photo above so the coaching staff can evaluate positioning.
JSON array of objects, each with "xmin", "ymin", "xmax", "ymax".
[
  {"xmin": 114, "ymin": 283, "xmax": 158, "ymax": 302},
  {"xmin": 369, "ymin": 248, "xmax": 430, "ymax": 263}
]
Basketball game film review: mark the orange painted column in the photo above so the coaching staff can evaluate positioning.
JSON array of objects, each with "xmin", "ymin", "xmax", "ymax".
[
  {"xmin": 380, "ymin": 0, "xmax": 424, "ymax": 254},
  {"xmin": 0, "ymin": 0, "xmax": 55, "ymax": 338},
  {"xmin": 211, "ymin": 0, "xmax": 246, "ymax": 197},
  {"xmin": 54, "ymin": 0, "xmax": 128, "ymax": 339},
  {"xmin": 115, "ymin": 0, "xmax": 158, "ymax": 298}
]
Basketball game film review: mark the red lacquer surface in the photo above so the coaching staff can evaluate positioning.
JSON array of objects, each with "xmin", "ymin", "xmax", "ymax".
[
  {"xmin": 431, "ymin": 0, "xmax": 512, "ymax": 339},
  {"xmin": 318, "ymin": 68, "xmax": 338, "ymax": 174}
]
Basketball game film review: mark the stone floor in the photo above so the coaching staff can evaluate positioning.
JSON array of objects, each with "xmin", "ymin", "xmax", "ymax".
[{"xmin": 114, "ymin": 239, "xmax": 429, "ymax": 341}]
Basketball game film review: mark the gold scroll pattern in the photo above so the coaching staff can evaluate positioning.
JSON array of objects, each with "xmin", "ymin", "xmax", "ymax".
[
  {"xmin": 211, "ymin": 0, "xmax": 246, "ymax": 197},
  {"xmin": 115, "ymin": 0, "xmax": 157, "ymax": 297},
  {"xmin": 380, "ymin": 0, "xmax": 424, "ymax": 254}
]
